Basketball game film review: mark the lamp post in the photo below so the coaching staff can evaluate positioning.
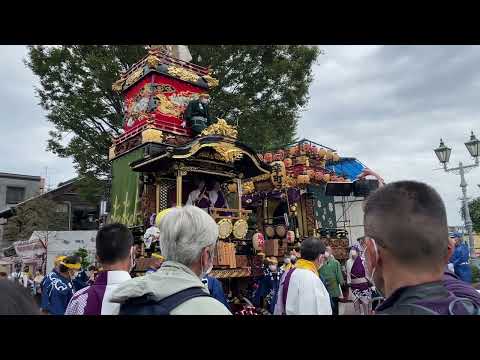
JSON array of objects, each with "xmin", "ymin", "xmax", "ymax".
[{"xmin": 434, "ymin": 131, "xmax": 480, "ymax": 258}]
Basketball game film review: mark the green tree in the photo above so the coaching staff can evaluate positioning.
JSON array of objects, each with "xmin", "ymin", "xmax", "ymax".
[
  {"xmin": 74, "ymin": 247, "xmax": 91, "ymax": 269},
  {"xmin": 3, "ymin": 198, "xmax": 69, "ymax": 242},
  {"xmin": 25, "ymin": 45, "xmax": 319, "ymax": 178},
  {"xmin": 189, "ymin": 45, "xmax": 319, "ymax": 151},
  {"xmin": 461, "ymin": 198, "xmax": 480, "ymax": 233}
]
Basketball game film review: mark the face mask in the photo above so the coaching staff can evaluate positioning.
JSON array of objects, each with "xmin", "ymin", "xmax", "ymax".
[
  {"xmin": 290, "ymin": 255, "xmax": 297, "ymax": 262},
  {"xmin": 200, "ymin": 249, "xmax": 213, "ymax": 279},
  {"xmin": 324, "ymin": 251, "xmax": 330, "ymax": 259},
  {"xmin": 284, "ymin": 258, "xmax": 291, "ymax": 264},
  {"xmin": 269, "ymin": 265, "xmax": 277, "ymax": 272},
  {"xmin": 365, "ymin": 238, "xmax": 383, "ymax": 297},
  {"xmin": 129, "ymin": 247, "xmax": 136, "ymax": 272}
]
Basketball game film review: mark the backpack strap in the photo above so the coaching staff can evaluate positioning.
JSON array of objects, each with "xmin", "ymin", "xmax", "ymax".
[
  {"xmin": 281, "ymin": 269, "xmax": 296, "ymax": 315},
  {"xmin": 121, "ymin": 287, "xmax": 211, "ymax": 315}
]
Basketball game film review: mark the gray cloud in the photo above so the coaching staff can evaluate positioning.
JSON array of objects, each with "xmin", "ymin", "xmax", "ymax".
[
  {"xmin": 0, "ymin": 46, "xmax": 75, "ymax": 189},
  {"xmin": 299, "ymin": 45, "xmax": 480, "ymax": 225}
]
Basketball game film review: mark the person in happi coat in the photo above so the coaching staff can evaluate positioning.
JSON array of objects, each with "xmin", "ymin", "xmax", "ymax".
[
  {"xmin": 202, "ymin": 275, "xmax": 230, "ymax": 310},
  {"xmin": 448, "ymin": 232, "xmax": 472, "ymax": 283},
  {"xmin": 319, "ymin": 246, "xmax": 345, "ymax": 315},
  {"xmin": 41, "ymin": 256, "xmax": 81, "ymax": 315},
  {"xmin": 186, "ymin": 179, "xmax": 211, "ymax": 212},
  {"xmin": 65, "ymin": 224, "xmax": 134, "ymax": 315},
  {"xmin": 254, "ymin": 257, "xmax": 284, "ymax": 314}
]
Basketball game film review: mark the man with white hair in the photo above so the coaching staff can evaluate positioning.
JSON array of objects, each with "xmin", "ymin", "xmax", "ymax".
[{"xmin": 110, "ymin": 206, "xmax": 231, "ymax": 315}]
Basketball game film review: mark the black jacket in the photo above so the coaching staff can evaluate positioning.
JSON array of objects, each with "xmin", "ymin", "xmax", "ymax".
[
  {"xmin": 375, "ymin": 281, "xmax": 478, "ymax": 315},
  {"xmin": 184, "ymin": 100, "xmax": 212, "ymax": 124}
]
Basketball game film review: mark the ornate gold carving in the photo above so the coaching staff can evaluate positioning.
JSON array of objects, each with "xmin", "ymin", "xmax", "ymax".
[
  {"xmin": 167, "ymin": 65, "xmax": 200, "ymax": 83},
  {"xmin": 212, "ymin": 143, "xmax": 243, "ymax": 163},
  {"xmin": 146, "ymin": 54, "xmax": 160, "ymax": 69},
  {"xmin": 125, "ymin": 67, "xmax": 144, "ymax": 87},
  {"xmin": 108, "ymin": 145, "xmax": 116, "ymax": 160},
  {"xmin": 203, "ymin": 74, "xmax": 219, "ymax": 88},
  {"xmin": 112, "ymin": 78, "xmax": 125, "ymax": 92},
  {"xmin": 242, "ymin": 181, "xmax": 255, "ymax": 195},
  {"xmin": 155, "ymin": 93, "xmax": 183, "ymax": 117},
  {"xmin": 142, "ymin": 128, "xmax": 164, "ymax": 144},
  {"xmin": 218, "ymin": 218, "xmax": 233, "ymax": 239},
  {"xmin": 201, "ymin": 119, "xmax": 238, "ymax": 139},
  {"xmin": 233, "ymin": 219, "xmax": 248, "ymax": 239}
]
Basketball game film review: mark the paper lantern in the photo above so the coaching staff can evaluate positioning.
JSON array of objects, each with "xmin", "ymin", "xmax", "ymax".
[
  {"xmin": 271, "ymin": 161, "xmax": 287, "ymax": 189},
  {"xmin": 302, "ymin": 143, "xmax": 310, "ymax": 153},
  {"xmin": 264, "ymin": 152, "xmax": 273, "ymax": 163},
  {"xmin": 323, "ymin": 173, "xmax": 331, "ymax": 182},
  {"xmin": 318, "ymin": 148, "xmax": 327, "ymax": 158},
  {"xmin": 252, "ymin": 232, "xmax": 265, "ymax": 251},
  {"xmin": 306, "ymin": 169, "xmax": 315, "ymax": 178},
  {"xmin": 310, "ymin": 145, "xmax": 317, "ymax": 154},
  {"xmin": 283, "ymin": 158, "xmax": 293, "ymax": 167},
  {"xmin": 297, "ymin": 174, "xmax": 310, "ymax": 185},
  {"xmin": 286, "ymin": 230, "xmax": 295, "ymax": 244},
  {"xmin": 332, "ymin": 153, "xmax": 340, "ymax": 162},
  {"xmin": 324, "ymin": 151, "xmax": 333, "ymax": 161},
  {"xmin": 274, "ymin": 150, "xmax": 285, "ymax": 161},
  {"xmin": 289, "ymin": 146, "xmax": 299, "ymax": 156},
  {"xmin": 227, "ymin": 183, "xmax": 238, "ymax": 193}
]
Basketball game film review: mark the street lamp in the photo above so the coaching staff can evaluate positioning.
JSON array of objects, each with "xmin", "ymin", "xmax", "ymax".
[{"xmin": 434, "ymin": 131, "xmax": 480, "ymax": 258}]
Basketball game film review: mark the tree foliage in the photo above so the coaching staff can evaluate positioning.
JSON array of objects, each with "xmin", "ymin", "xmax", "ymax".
[
  {"xmin": 26, "ymin": 45, "xmax": 319, "ymax": 179},
  {"xmin": 461, "ymin": 197, "xmax": 480, "ymax": 233},
  {"xmin": 3, "ymin": 198, "xmax": 69, "ymax": 242}
]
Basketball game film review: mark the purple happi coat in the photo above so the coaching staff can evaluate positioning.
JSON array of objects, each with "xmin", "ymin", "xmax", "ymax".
[{"xmin": 65, "ymin": 271, "xmax": 131, "ymax": 315}]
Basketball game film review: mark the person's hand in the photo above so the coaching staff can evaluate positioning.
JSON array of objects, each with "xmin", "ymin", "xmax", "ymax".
[
  {"xmin": 357, "ymin": 168, "xmax": 384, "ymax": 185},
  {"xmin": 181, "ymin": 120, "xmax": 186, "ymax": 128}
]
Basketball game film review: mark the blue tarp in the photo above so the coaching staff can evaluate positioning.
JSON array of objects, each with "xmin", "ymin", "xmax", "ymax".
[{"xmin": 326, "ymin": 158, "xmax": 366, "ymax": 181}]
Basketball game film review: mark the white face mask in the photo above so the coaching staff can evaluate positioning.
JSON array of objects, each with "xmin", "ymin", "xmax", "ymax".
[
  {"xmin": 324, "ymin": 251, "xmax": 330, "ymax": 259},
  {"xmin": 365, "ymin": 237, "xmax": 383, "ymax": 297},
  {"xmin": 284, "ymin": 258, "xmax": 291, "ymax": 264},
  {"xmin": 200, "ymin": 249, "xmax": 214, "ymax": 279}
]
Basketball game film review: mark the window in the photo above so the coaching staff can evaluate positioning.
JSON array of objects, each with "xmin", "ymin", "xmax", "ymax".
[{"xmin": 6, "ymin": 187, "xmax": 25, "ymax": 204}]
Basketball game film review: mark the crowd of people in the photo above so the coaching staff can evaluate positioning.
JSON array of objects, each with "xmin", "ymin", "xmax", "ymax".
[{"xmin": 1, "ymin": 180, "xmax": 479, "ymax": 315}]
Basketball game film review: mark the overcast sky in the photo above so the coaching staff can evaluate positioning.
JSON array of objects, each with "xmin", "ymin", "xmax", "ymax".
[{"xmin": 1, "ymin": 45, "xmax": 480, "ymax": 224}]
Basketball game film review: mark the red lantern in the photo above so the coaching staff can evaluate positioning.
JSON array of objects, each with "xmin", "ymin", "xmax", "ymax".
[
  {"xmin": 274, "ymin": 150, "xmax": 285, "ymax": 161},
  {"xmin": 286, "ymin": 230, "xmax": 295, "ymax": 244},
  {"xmin": 302, "ymin": 143, "xmax": 310, "ymax": 153},
  {"xmin": 315, "ymin": 171, "xmax": 324, "ymax": 181},
  {"xmin": 264, "ymin": 152, "xmax": 273, "ymax": 163}
]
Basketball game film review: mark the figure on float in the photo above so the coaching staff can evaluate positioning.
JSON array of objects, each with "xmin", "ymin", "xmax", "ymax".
[
  {"xmin": 184, "ymin": 94, "xmax": 213, "ymax": 135},
  {"xmin": 186, "ymin": 179, "xmax": 211, "ymax": 212}
]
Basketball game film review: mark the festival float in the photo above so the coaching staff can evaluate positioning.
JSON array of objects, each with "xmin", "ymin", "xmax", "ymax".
[
  {"xmin": 107, "ymin": 46, "xmax": 379, "ymax": 313},
  {"xmin": 107, "ymin": 46, "xmax": 270, "ymax": 299}
]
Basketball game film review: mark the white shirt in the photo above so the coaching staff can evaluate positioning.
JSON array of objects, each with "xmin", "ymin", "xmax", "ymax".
[
  {"xmin": 208, "ymin": 190, "xmax": 229, "ymax": 208},
  {"xmin": 276, "ymin": 268, "xmax": 332, "ymax": 315}
]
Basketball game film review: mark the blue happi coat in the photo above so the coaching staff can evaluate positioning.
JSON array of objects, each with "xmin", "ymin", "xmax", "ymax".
[
  {"xmin": 449, "ymin": 242, "xmax": 472, "ymax": 283},
  {"xmin": 40, "ymin": 270, "xmax": 75, "ymax": 315},
  {"xmin": 202, "ymin": 275, "xmax": 230, "ymax": 310}
]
